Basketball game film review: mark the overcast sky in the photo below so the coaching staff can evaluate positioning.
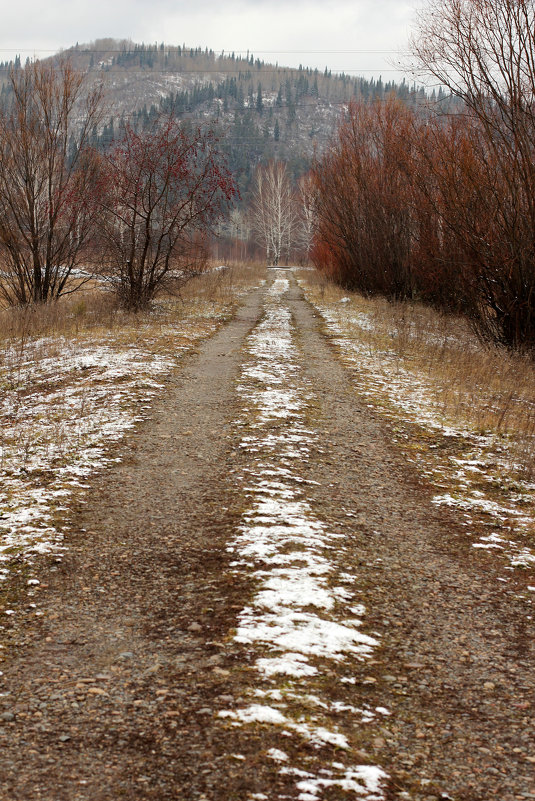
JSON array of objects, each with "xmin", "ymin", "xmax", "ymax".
[{"xmin": 0, "ymin": 0, "xmax": 422, "ymax": 81}]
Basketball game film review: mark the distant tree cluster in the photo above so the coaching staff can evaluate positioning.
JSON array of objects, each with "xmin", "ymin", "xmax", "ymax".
[
  {"xmin": 313, "ymin": 0, "xmax": 535, "ymax": 351},
  {"xmin": 249, "ymin": 162, "xmax": 315, "ymax": 266},
  {"xmin": 250, "ymin": 162, "xmax": 295, "ymax": 265}
]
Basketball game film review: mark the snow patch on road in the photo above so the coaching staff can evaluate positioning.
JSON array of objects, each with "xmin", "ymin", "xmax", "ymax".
[{"xmin": 286, "ymin": 764, "xmax": 386, "ymax": 801}]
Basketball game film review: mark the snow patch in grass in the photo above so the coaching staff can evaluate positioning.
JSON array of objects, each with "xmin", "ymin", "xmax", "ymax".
[
  {"xmin": 0, "ymin": 314, "xmax": 225, "ymax": 584},
  {"xmin": 267, "ymin": 748, "xmax": 289, "ymax": 762}
]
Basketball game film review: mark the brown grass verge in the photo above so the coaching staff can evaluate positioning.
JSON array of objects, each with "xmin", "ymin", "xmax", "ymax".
[{"xmin": 0, "ymin": 261, "xmax": 267, "ymax": 347}]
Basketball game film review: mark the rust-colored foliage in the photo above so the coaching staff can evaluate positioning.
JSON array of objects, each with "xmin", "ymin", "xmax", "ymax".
[
  {"xmin": 313, "ymin": 0, "xmax": 535, "ymax": 349},
  {"xmin": 314, "ymin": 90, "xmax": 535, "ymax": 348},
  {"xmin": 412, "ymin": 0, "xmax": 535, "ymax": 349},
  {"xmin": 312, "ymin": 98, "xmax": 439, "ymax": 302}
]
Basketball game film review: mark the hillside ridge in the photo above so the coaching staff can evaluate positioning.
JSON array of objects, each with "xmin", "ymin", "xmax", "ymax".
[{"xmin": 0, "ymin": 39, "xmax": 435, "ymax": 194}]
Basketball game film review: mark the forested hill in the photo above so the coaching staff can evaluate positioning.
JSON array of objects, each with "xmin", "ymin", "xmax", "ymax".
[{"xmin": 0, "ymin": 39, "xmax": 439, "ymax": 196}]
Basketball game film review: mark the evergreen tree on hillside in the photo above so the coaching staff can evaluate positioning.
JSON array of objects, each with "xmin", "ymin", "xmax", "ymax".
[{"xmin": 256, "ymin": 83, "xmax": 264, "ymax": 115}]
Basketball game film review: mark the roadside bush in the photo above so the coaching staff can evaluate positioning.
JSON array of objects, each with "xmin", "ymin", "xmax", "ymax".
[{"xmin": 313, "ymin": 93, "xmax": 535, "ymax": 350}]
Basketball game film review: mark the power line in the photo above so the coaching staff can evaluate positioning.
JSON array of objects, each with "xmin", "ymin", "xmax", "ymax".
[
  {"xmin": 0, "ymin": 67, "xmax": 413, "ymax": 77},
  {"xmin": 0, "ymin": 47, "xmax": 406, "ymax": 55}
]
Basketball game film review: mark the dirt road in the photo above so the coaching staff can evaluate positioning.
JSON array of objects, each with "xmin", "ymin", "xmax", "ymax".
[{"xmin": 0, "ymin": 271, "xmax": 534, "ymax": 801}]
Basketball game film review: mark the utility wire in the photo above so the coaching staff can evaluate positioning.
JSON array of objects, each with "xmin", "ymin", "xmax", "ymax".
[{"xmin": 0, "ymin": 47, "xmax": 407, "ymax": 54}]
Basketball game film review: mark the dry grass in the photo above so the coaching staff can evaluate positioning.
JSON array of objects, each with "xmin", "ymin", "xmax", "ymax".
[
  {"xmin": 0, "ymin": 261, "xmax": 268, "ymax": 426},
  {"xmin": 301, "ymin": 269, "xmax": 535, "ymax": 461},
  {"xmin": 0, "ymin": 261, "xmax": 267, "ymax": 349},
  {"xmin": 179, "ymin": 261, "xmax": 267, "ymax": 305}
]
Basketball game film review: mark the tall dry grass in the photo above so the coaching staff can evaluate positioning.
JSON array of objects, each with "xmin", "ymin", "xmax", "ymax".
[
  {"xmin": 178, "ymin": 261, "xmax": 266, "ymax": 306},
  {"xmin": 0, "ymin": 261, "xmax": 266, "ymax": 347},
  {"xmin": 0, "ymin": 261, "xmax": 267, "ymax": 420}
]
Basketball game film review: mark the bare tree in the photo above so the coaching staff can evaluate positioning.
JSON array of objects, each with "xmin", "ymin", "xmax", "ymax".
[
  {"xmin": 0, "ymin": 60, "xmax": 105, "ymax": 305},
  {"xmin": 229, "ymin": 207, "xmax": 251, "ymax": 262},
  {"xmin": 411, "ymin": 0, "xmax": 535, "ymax": 197},
  {"xmin": 410, "ymin": 0, "xmax": 535, "ymax": 348},
  {"xmin": 250, "ymin": 161, "xmax": 297, "ymax": 266},
  {"xmin": 98, "ymin": 117, "xmax": 236, "ymax": 310},
  {"xmin": 312, "ymin": 99, "xmax": 418, "ymax": 299}
]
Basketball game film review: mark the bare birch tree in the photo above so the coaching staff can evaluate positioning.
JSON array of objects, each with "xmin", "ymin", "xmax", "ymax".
[
  {"xmin": 0, "ymin": 60, "xmax": 105, "ymax": 305},
  {"xmin": 250, "ymin": 161, "xmax": 297, "ymax": 266}
]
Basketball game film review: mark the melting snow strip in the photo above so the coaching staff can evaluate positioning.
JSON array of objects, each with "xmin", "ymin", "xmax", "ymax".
[{"xmin": 221, "ymin": 274, "xmax": 387, "ymax": 800}]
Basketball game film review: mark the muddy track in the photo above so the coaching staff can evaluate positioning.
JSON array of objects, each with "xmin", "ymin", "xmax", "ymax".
[{"xmin": 0, "ymin": 272, "xmax": 533, "ymax": 801}]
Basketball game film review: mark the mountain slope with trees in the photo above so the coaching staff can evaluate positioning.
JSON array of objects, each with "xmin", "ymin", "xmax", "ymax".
[{"xmin": 0, "ymin": 39, "xmax": 435, "ymax": 197}]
